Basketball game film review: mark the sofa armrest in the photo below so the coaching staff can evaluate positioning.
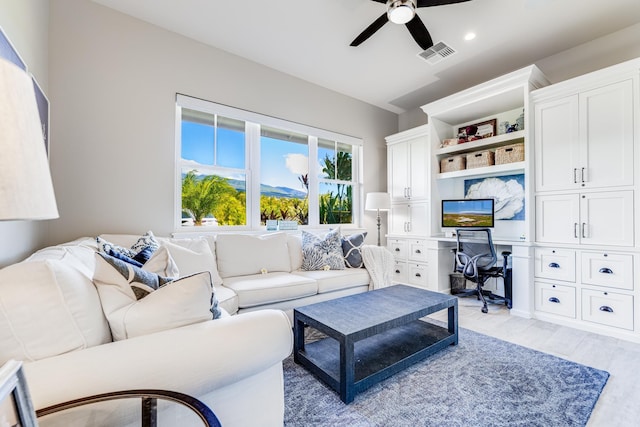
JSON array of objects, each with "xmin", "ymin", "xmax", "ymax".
[{"xmin": 23, "ymin": 309, "xmax": 293, "ymax": 410}]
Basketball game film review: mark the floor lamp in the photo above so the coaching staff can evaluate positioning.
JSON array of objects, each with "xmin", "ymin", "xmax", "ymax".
[
  {"xmin": 365, "ymin": 192, "xmax": 390, "ymax": 246},
  {"xmin": 0, "ymin": 58, "xmax": 58, "ymax": 221}
]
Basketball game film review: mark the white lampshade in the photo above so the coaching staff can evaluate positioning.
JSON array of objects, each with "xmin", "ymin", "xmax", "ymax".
[
  {"xmin": 0, "ymin": 58, "xmax": 58, "ymax": 220},
  {"xmin": 365, "ymin": 192, "xmax": 390, "ymax": 211}
]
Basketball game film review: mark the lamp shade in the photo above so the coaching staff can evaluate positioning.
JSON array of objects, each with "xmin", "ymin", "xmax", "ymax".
[
  {"xmin": 365, "ymin": 192, "xmax": 390, "ymax": 211},
  {"xmin": 0, "ymin": 58, "xmax": 58, "ymax": 220}
]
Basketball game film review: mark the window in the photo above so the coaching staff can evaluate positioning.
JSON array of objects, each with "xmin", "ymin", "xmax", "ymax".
[{"xmin": 176, "ymin": 95, "xmax": 362, "ymax": 230}]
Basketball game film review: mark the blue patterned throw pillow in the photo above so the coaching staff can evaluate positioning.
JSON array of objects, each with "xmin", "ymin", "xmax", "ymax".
[
  {"xmin": 342, "ymin": 232, "xmax": 367, "ymax": 268},
  {"xmin": 301, "ymin": 229, "xmax": 345, "ymax": 271}
]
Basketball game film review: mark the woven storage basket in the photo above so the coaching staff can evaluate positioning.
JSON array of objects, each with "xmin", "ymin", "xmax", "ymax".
[
  {"xmin": 440, "ymin": 155, "xmax": 466, "ymax": 173},
  {"xmin": 466, "ymin": 150, "xmax": 495, "ymax": 169},
  {"xmin": 495, "ymin": 143, "xmax": 524, "ymax": 165}
]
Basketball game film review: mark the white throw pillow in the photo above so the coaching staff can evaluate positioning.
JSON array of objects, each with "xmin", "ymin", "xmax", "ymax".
[
  {"xmin": 163, "ymin": 238, "xmax": 223, "ymax": 286},
  {"xmin": 93, "ymin": 253, "xmax": 220, "ymax": 341},
  {"xmin": 0, "ymin": 258, "xmax": 111, "ymax": 364},
  {"xmin": 143, "ymin": 246, "xmax": 180, "ymax": 278},
  {"xmin": 215, "ymin": 233, "xmax": 291, "ymax": 278}
]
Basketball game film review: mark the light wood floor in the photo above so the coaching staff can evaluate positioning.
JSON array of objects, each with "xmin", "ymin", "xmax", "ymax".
[{"xmin": 428, "ymin": 298, "xmax": 640, "ymax": 427}]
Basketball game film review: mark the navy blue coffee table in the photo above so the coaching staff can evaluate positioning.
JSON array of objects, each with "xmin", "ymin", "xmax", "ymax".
[{"xmin": 293, "ymin": 284, "xmax": 458, "ymax": 403}]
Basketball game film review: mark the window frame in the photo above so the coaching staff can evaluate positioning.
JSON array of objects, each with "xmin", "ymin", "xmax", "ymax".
[{"xmin": 175, "ymin": 94, "xmax": 363, "ymax": 231}]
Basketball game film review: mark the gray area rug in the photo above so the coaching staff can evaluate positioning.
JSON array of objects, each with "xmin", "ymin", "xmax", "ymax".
[{"xmin": 283, "ymin": 323, "xmax": 609, "ymax": 427}]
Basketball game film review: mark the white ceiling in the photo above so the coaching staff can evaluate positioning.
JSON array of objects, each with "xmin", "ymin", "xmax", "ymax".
[{"xmin": 91, "ymin": 0, "xmax": 640, "ymax": 114}]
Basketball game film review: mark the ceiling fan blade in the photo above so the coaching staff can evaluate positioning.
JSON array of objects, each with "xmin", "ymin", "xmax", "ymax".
[
  {"xmin": 405, "ymin": 15, "xmax": 433, "ymax": 50},
  {"xmin": 350, "ymin": 12, "xmax": 389, "ymax": 46},
  {"xmin": 416, "ymin": 0, "xmax": 471, "ymax": 7}
]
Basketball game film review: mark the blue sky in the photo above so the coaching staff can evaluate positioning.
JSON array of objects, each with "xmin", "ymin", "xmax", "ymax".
[
  {"xmin": 442, "ymin": 199, "xmax": 493, "ymax": 215},
  {"xmin": 182, "ymin": 122, "xmax": 332, "ymax": 191}
]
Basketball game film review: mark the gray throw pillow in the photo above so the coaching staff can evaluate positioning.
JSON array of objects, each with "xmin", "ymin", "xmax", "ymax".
[{"xmin": 342, "ymin": 232, "xmax": 367, "ymax": 268}]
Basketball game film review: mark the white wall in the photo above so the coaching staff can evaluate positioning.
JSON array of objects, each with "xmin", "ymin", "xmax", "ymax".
[
  {"xmin": 398, "ymin": 23, "xmax": 640, "ymax": 132},
  {"xmin": 0, "ymin": 0, "xmax": 50, "ymax": 267},
  {"xmin": 47, "ymin": 0, "xmax": 398, "ymax": 245}
]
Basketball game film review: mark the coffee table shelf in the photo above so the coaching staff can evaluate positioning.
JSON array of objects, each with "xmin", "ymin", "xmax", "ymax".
[{"xmin": 294, "ymin": 285, "xmax": 458, "ymax": 403}]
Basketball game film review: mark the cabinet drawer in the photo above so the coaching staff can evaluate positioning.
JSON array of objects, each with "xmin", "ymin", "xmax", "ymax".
[
  {"xmin": 581, "ymin": 252, "xmax": 633, "ymax": 290},
  {"xmin": 535, "ymin": 282, "xmax": 576, "ymax": 318},
  {"xmin": 388, "ymin": 239, "xmax": 407, "ymax": 259},
  {"xmin": 408, "ymin": 263, "xmax": 428, "ymax": 288},
  {"xmin": 392, "ymin": 261, "xmax": 408, "ymax": 283},
  {"xmin": 581, "ymin": 289, "xmax": 633, "ymax": 330},
  {"xmin": 409, "ymin": 240, "xmax": 427, "ymax": 262},
  {"xmin": 534, "ymin": 248, "xmax": 576, "ymax": 282}
]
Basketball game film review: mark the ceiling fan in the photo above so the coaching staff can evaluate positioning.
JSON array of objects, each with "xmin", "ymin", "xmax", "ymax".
[{"xmin": 350, "ymin": 0, "xmax": 472, "ymax": 50}]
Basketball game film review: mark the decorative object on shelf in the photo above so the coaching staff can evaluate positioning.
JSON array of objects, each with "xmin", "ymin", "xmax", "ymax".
[
  {"xmin": 440, "ymin": 155, "xmax": 466, "ymax": 173},
  {"xmin": 365, "ymin": 192, "xmax": 390, "ymax": 246},
  {"xmin": 464, "ymin": 174, "xmax": 525, "ymax": 220},
  {"xmin": 516, "ymin": 109, "xmax": 525, "ymax": 131},
  {"xmin": 0, "ymin": 57, "xmax": 58, "ymax": 221},
  {"xmin": 442, "ymin": 138, "xmax": 459, "ymax": 147},
  {"xmin": 465, "ymin": 150, "xmax": 495, "ymax": 169},
  {"xmin": 457, "ymin": 119, "xmax": 497, "ymax": 141},
  {"xmin": 495, "ymin": 143, "xmax": 524, "ymax": 165},
  {"xmin": 277, "ymin": 220, "xmax": 298, "ymax": 230}
]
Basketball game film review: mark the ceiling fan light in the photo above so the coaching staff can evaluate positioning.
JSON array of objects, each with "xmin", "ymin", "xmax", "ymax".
[{"xmin": 387, "ymin": 0, "xmax": 416, "ymax": 25}]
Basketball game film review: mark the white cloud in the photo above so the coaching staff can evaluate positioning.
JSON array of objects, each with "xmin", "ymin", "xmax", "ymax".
[{"xmin": 285, "ymin": 153, "xmax": 309, "ymax": 175}]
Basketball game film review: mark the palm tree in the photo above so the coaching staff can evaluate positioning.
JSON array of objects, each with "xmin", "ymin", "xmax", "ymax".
[{"xmin": 182, "ymin": 170, "xmax": 236, "ymax": 226}]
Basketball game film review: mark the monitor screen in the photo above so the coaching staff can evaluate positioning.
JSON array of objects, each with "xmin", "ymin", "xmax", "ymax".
[{"xmin": 441, "ymin": 198, "xmax": 495, "ymax": 228}]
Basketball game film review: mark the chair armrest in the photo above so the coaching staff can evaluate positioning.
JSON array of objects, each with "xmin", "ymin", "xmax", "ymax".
[
  {"xmin": 24, "ymin": 309, "xmax": 293, "ymax": 410},
  {"xmin": 36, "ymin": 389, "xmax": 221, "ymax": 427}
]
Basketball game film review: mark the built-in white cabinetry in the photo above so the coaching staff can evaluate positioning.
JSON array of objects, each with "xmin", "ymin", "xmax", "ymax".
[
  {"xmin": 535, "ymin": 191, "xmax": 634, "ymax": 246},
  {"xmin": 531, "ymin": 57, "xmax": 640, "ymax": 342},
  {"xmin": 386, "ymin": 125, "xmax": 430, "ymax": 289},
  {"xmin": 388, "ymin": 237, "xmax": 429, "ymax": 288},
  {"xmin": 388, "ymin": 202, "xmax": 429, "ymax": 236},
  {"xmin": 535, "ymin": 79, "xmax": 634, "ymax": 192},
  {"xmin": 388, "ymin": 126, "xmax": 429, "ymax": 202}
]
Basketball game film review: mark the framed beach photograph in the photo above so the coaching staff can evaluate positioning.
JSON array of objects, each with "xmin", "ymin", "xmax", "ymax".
[
  {"xmin": 0, "ymin": 25, "xmax": 27, "ymax": 71},
  {"xmin": 31, "ymin": 76, "xmax": 50, "ymax": 156}
]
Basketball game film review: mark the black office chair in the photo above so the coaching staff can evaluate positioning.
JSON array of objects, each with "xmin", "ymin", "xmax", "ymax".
[{"xmin": 452, "ymin": 228, "xmax": 512, "ymax": 313}]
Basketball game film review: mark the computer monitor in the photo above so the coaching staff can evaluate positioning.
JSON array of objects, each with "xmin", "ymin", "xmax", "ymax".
[{"xmin": 441, "ymin": 198, "xmax": 495, "ymax": 228}]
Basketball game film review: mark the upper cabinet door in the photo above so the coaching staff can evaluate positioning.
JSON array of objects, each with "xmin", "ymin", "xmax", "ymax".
[
  {"xmin": 388, "ymin": 142, "xmax": 410, "ymax": 202},
  {"xmin": 534, "ymin": 95, "xmax": 580, "ymax": 192},
  {"xmin": 580, "ymin": 79, "xmax": 634, "ymax": 189},
  {"xmin": 535, "ymin": 78, "xmax": 634, "ymax": 192},
  {"xmin": 407, "ymin": 138, "xmax": 428, "ymax": 200}
]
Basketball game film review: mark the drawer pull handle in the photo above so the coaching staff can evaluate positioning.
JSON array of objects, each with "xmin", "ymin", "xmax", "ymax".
[
  {"xmin": 415, "ymin": 249, "xmax": 421, "ymax": 254},
  {"xmin": 599, "ymin": 306, "xmax": 614, "ymax": 313},
  {"xmin": 548, "ymin": 262, "xmax": 560, "ymax": 268},
  {"xmin": 415, "ymin": 273, "xmax": 421, "ymax": 278},
  {"xmin": 598, "ymin": 267, "xmax": 613, "ymax": 274},
  {"xmin": 395, "ymin": 248, "xmax": 400, "ymax": 252},
  {"xmin": 395, "ymin": 269, "xmax": 400, "ymax": 274},
  {"xmin": 548, "ymin": 297, "xmax": 560, "ymax": 304}
]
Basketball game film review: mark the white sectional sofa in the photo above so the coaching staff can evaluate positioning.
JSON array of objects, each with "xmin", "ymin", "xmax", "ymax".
[{"xmin": 0, "ymin": 230, "xmax": 379, "ymax": 426}]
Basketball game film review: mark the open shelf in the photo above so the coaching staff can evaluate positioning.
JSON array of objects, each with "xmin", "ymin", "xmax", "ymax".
[
  {"xmin": 436, "ymin": 161, "xmax": 525, "ymax": 180},
  {"xmin": 436, "ymin": 130, "xmax": 525, "ymax": 156}
]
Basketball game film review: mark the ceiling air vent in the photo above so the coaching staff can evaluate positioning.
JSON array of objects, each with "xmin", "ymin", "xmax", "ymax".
[{"xmin": 418, "ymin": 41, "xmax": 456, "ymax": 65}]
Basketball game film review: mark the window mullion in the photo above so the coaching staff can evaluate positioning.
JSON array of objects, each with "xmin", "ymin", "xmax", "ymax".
[
  {"xmin": 308, "ymin": 135, "xmax": 319, "ymax": 226},
  {"xmin": 246, "ymin": 122, "xmax": 261, "ymax": 229}
]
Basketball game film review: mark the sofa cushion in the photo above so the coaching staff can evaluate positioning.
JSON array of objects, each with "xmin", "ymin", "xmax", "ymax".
[
  {"xmin": 162, "ymin": 238, "xmax": 223, "ymax": 286},
  {"xmin": 301, "ymin": 229, "xmax": 345, "ymax": 271},
  {"xmin": 93, "ymin": 253, "xmax": 221, "ymax": 341},
  {"xmin": 214, "ymin": 285, "xmax": 240, "ymax": 315},
  {"xmin": 0, "ymin": 256, "xmax": 111, "ymax": 364},
  {"xmin": 97, "ymin": 230, "xmax": 159, "ymax": 258},
  {"xmin": 223, "ymin": 272, "xmax": 317, "ymax": 308},
  {"xmin": 287, "ymin": 234, "xmax": 303, "ymax": 271},
  {"xmin": 292, "ymin": 268, "xmax": 370, "ymax": 294},
  {"xmin": 342, "ymin": 232, "xmax": 367, "ymax": 268},
  {"xmin": 216, "ymin": 233, "xmax": 291, "ymax": 278}
]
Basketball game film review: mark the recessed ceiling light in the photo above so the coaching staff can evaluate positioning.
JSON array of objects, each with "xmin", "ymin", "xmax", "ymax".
[{"xmin": 464, "ymin": 32, "xmax": 476, "ymax": 41}]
